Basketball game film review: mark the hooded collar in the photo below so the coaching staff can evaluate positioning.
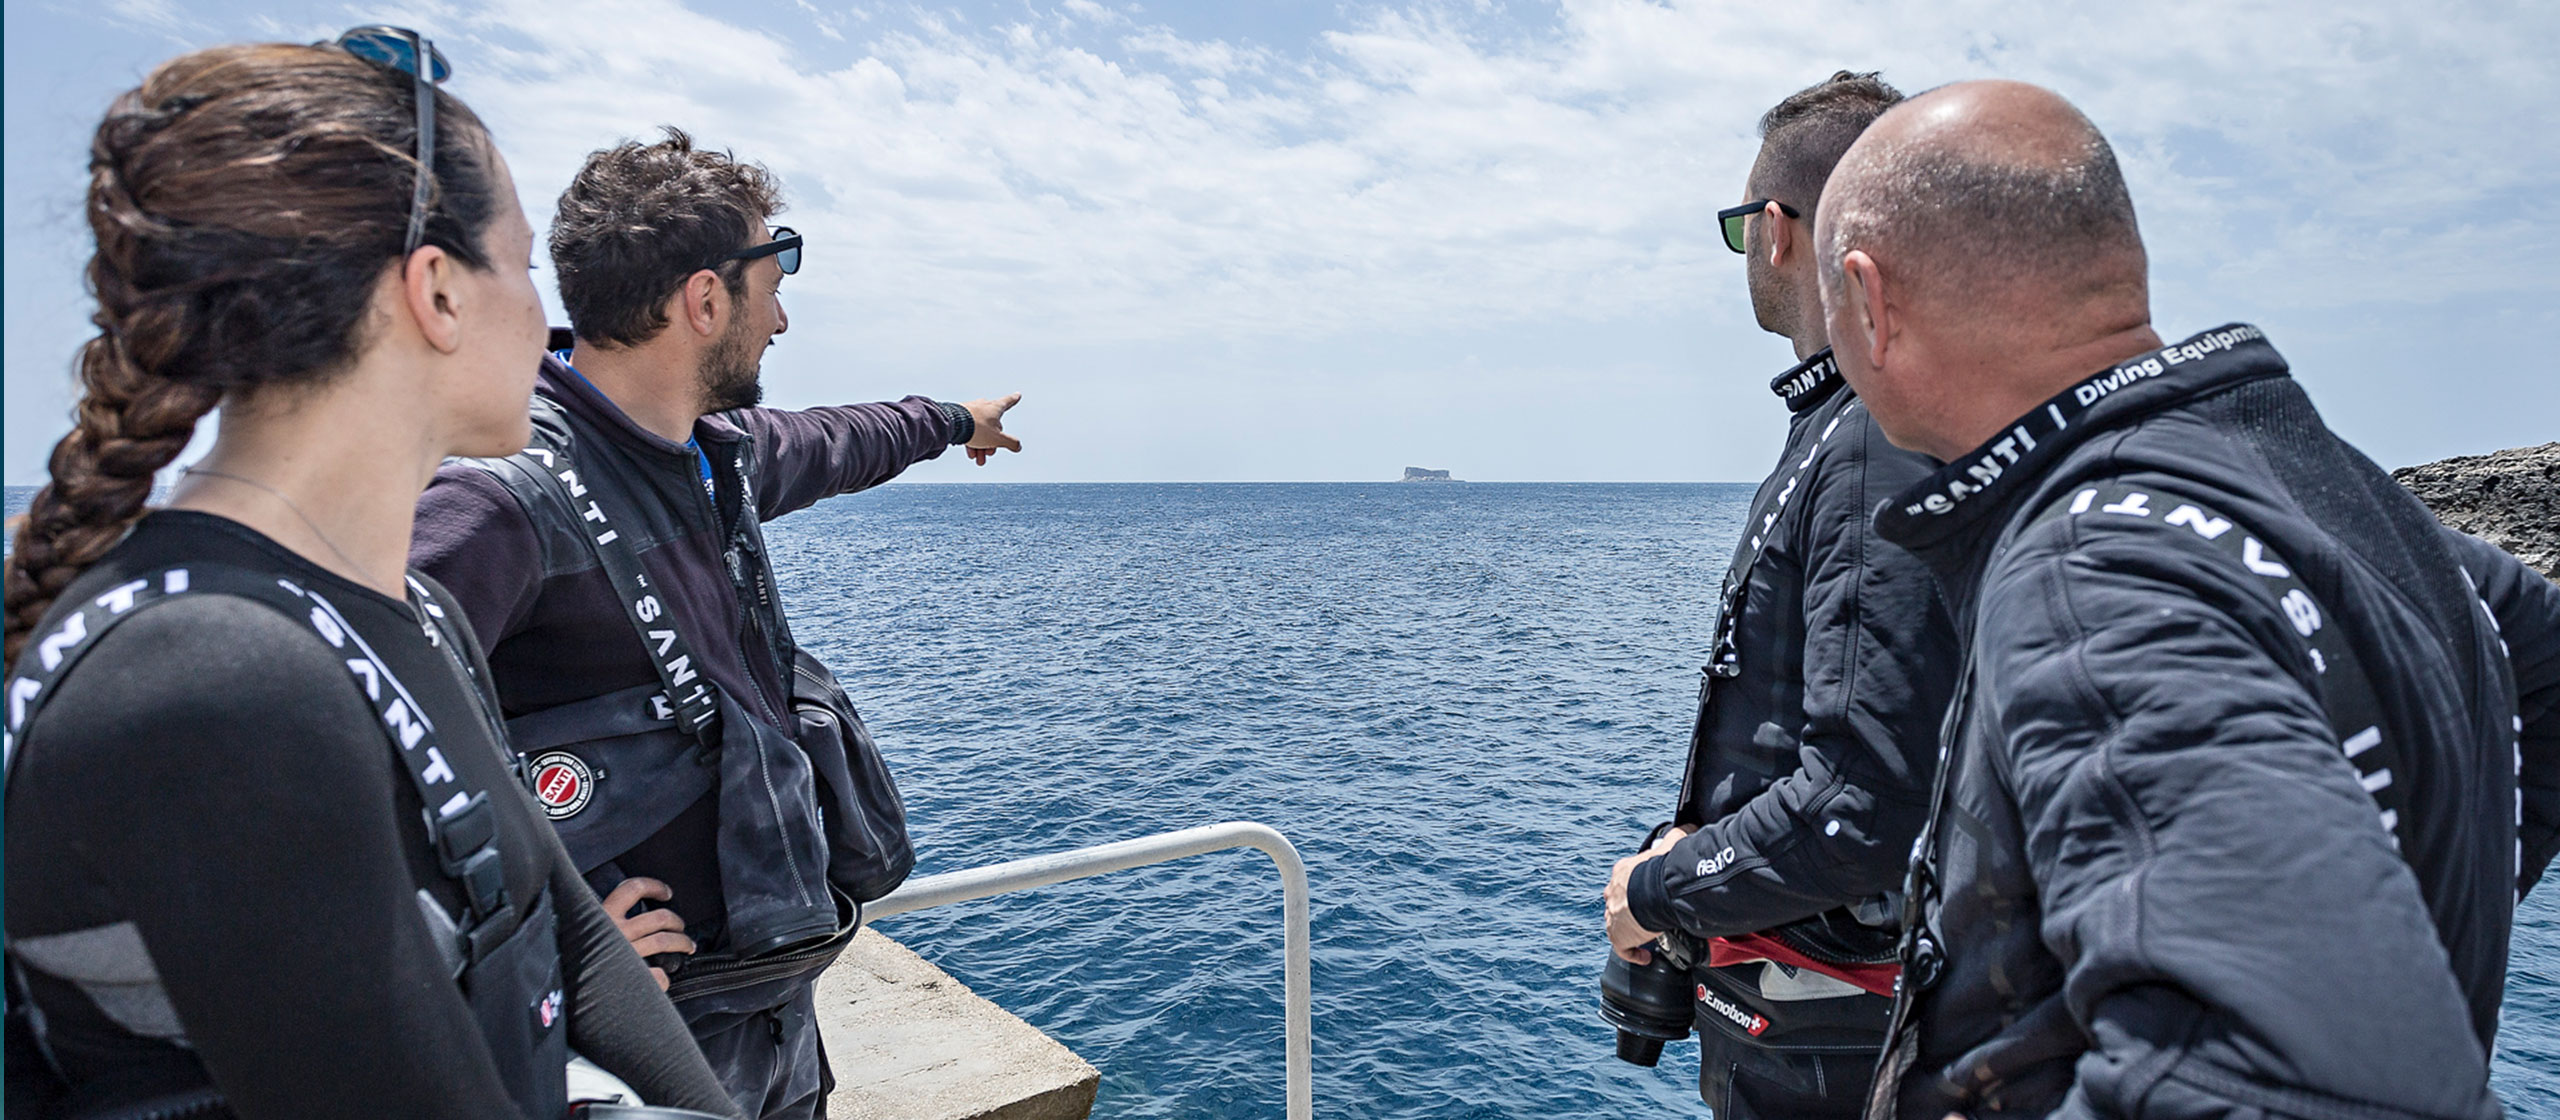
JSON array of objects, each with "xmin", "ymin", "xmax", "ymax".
[
  {"xmin": 1770, "ymin": 347, "xmax": 1844, "ymax": 413},
  {"xmin": 1874, "ymin": 324, "xmax": 2290, "ymax": 555}
]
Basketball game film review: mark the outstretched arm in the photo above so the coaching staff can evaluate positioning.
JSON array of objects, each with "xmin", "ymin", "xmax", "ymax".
[{"xmin": 733, "ymin": 393, "xmax": 1023, "ymax": 521}]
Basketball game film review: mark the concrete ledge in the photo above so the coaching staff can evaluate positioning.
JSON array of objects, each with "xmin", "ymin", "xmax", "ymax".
[{"xmin": 818, "ymin": 927, "xmax": 1099, "ymax": 1120}]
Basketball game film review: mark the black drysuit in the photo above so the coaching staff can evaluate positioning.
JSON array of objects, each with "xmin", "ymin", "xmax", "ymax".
[
  {"xmin": 1869, "ymin": 325, "xmax": 2560, "ymax": 1119},
  {"xmin": 4, "ymin": 513, "xmax": 738, "ymax": 1118},
  {"xmin": 1622, "ymin": 350, "xmax": 1960, "ymax": 1115}
]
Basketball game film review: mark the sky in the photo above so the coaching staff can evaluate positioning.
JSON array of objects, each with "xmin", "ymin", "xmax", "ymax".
[{"xmin": 7, "ymin": 0, "xmax": 2556, "ymax": 485}]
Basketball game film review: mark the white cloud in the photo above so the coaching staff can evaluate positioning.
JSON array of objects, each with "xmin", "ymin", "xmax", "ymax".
[
  {"xmin": 9, "ymin": 0, "xmax": 2556, "ymax": 483},
  {"xmin": 100, "ymin": 0, "xmax": 205, "ymax": 38},
  {"xmin": 407, "ymin": 0, "xmax": 2559, "ymax": 360}
]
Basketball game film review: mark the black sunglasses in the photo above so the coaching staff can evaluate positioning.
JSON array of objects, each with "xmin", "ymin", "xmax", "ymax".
[
  {"xmin": 710, "ymin": 226, "xmax": 803, "ymax": 277},
  {"xmin": 1717, "ymin": 199, "xmax": 1800, "ymax": 255},
  {"xmin": 326, "ymin": 26, "xmax": 452, "ymax": 257}
]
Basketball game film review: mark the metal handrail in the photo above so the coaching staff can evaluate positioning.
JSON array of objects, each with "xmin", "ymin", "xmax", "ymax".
[{"xmin": 860, "ymin": 821, "xmax": 1314, "ymax": 1120}]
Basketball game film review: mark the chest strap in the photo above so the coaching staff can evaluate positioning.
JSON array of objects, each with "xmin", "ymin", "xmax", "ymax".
[
  {"xmin": 5, "ymin": 564, "xmax": 521, "ymax": 961},
  {"xmin": 516, "ymin": 402, "xmax": 723, "ymax": 757}
]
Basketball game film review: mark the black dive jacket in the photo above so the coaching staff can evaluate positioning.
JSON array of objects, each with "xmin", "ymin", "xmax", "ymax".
[
  {"xmin": 1870, "ymin": 325, "xmax": 2560, "ymax": 1120},
  {"xmin": 414, "ymin": 358, "xmax": 960, "ymax": 973},
  {"xmin": 1625, "ymin": 350, "xmax": 1959, "ymax": 956}
]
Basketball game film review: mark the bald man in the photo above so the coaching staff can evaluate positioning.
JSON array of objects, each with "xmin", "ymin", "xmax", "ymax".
[
  {"xmin": 1816, "ymin": 80, "xmax": 2560, "ymax": 1119},
  {"xmin": 1597, "ymin": 71, "xmax": 1957, "ymax": 1120}
]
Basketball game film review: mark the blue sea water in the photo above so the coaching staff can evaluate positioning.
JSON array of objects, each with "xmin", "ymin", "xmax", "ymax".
[{"xmin": 8, "ymin": 481, "xmax": 2560, "ymax": 1117}]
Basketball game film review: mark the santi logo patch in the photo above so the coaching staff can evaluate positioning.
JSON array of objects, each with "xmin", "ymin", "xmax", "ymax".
[{"xmin": 529, "ymin": 752, "xmax": 594, "ymax": 820}]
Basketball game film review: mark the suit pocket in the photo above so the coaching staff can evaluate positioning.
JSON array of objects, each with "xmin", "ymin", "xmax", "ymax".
[{"xmin": 507, "ymin": 682, "xmax": 718, "ymax": 873}]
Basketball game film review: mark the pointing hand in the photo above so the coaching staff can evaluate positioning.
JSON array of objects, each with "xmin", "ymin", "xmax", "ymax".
[{"xmin": 964, "ymin": 393, "xmax": 1024, "ymax": 465}]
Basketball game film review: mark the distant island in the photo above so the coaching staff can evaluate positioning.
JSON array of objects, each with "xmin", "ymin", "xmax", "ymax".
[{"xmin": 1401, "ymin": 467, "xmax": 1458, "ymax": 482}]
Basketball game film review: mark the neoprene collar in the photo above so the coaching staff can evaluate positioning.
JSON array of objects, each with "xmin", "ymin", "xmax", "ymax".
[
  {"xmin": 1769, "ymin": 347, "xmax": 1843, "ymax": 413},
  {"xmin": 1873, "ymin": 324, "xmax": 2289, "ymax": 552}
]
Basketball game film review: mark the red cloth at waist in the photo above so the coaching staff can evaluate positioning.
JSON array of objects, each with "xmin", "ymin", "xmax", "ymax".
[{"xmin": 1708, "ymin": 932, "xmax": 1900, "ymax": 999}]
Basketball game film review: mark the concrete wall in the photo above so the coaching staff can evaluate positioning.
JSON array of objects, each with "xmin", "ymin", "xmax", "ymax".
[{"xmin": 817, "ymin": 928, "xmax": 1099, "ymax": 1120}]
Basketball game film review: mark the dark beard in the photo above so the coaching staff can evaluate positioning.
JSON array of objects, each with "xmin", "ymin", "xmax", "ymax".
[{"xmin": 699, "ymin": 316, "xmax": 764, "ymax": 413}]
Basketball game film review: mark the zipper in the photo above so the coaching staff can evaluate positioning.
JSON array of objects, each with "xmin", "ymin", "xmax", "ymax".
[
  {"xmin": 1766, "ymin": 920, "xmax": 1903, "ymax": 967},
  {"xmin": 1878, "ymin": 665, "xmax": 1974, "ymax": 1057},
  {"xmin": 699, "ymin": 448, "xmax": 787, "ymax": 729}
]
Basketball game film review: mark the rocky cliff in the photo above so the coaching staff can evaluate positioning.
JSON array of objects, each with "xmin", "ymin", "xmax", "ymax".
[{"xmin": 2392, "ymin": 441, "xmax": 2559, "ymax": 582}]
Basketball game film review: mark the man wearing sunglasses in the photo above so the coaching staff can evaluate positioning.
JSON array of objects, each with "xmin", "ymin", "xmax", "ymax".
[
  {"xmin": 1596, "ymin": 71, "xmax": 1959, "ymax": 1120},
  {"xmin": 411, "ymin": 128, "xmax": 1022, "ymax": 1119}
]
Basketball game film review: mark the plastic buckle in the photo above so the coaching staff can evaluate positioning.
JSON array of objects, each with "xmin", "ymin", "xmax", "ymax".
[
  {"xmin": 456, "ymin": 848, "xmax": 508, "ymax": 923},
  {"xmin": 434, "ymin": 792, "xmax": 496, "ymax": 868},
  {"xmin": 464, "ymin": 910, "xmax": 515, "ymax": 964}
]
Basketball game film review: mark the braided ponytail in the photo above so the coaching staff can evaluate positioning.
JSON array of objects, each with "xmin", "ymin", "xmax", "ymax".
[
  {"xmin": 4, "ymin": 345, "xmax": 221, "ymax": 664},
  {"xmin": 2, "ymin": 42, "xmax": 498, "ymax": 663}
]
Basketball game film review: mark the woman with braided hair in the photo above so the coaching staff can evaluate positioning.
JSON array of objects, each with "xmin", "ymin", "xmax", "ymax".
[{"xmin": 2, "ymin": 33, "xmax": 739, "ymax": 1119}]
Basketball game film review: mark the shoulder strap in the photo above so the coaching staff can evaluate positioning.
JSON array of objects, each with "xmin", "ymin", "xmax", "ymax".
[
  {"xmin": 2026, "ymin": 481, "xmax": 2409, "ymax": 850},
  {"xmin": 1673, "ymin": 397, "xmax": 1865, "ymax": 816},
  {"xmin": 515, "ymin": 404, "xmax": 722, "ymax": 754},
  {"xmin": 4, "ymin": 564, "xmax": 521, "ymax": 959},
  {"xmin": 1701, "ymin": 399, "xmax": 1867, "ymax": 683}
]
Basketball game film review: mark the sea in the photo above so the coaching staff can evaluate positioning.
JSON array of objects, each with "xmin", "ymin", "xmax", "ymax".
[{"xmin": 9, "ymin": 481, "xmax": 2560, "ymax": 1118}]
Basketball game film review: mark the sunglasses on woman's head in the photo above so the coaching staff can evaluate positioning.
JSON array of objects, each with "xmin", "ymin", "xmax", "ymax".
[{"xmin": 322, "ymin": 25, "xmax": 451, "ymax": 257}]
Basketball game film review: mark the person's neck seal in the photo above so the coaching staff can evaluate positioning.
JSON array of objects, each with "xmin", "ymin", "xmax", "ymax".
[
  {"xmin": 1770, "ymin": 347, "xmax": 1843, "ymax": 413},
  {"xmin": 1873, "ymin": 323, "xmax": 2285, "ymax": 553}
]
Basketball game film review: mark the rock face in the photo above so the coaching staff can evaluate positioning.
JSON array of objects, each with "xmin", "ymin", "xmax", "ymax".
[
  {"xmin": 2392, "ymin": 442, "xmax": 2560, "ymax": 582},
  {"xmin": 1402, "ymin": 466, "xmax": 1455, "ymax": 482}
]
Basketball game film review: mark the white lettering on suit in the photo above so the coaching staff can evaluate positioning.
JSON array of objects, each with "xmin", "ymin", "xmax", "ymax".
[
  {"xmin": 93, "ymin": 579, "xmax": 149, "ymax": 615},
  {"xmin": 2165, "ymin": 505, "xmax": 2233, "ymax": 540},
  {"xmin": 1694, "ymin": 846, "xmax": 1739, "ymax": 878},
  {"xmin": 36, "ymin": 613, "xmax": 87, "ymax": 672},
  {"xmin": 383, "ymin": 699, "xmax": 427, "ymax": 749},
  {"xmin": 2243, "ymin": 538, "xmax": 2290, "ymax": 577}
]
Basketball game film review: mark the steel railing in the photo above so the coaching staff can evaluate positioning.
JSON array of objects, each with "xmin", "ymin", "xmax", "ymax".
[{"xmin": 860, "ymin": 821, "xmax": 1313, "ymax": 1120}]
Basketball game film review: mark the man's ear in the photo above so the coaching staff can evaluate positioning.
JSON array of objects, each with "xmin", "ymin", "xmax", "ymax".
[
  {"xmin": 401, "ymin": 246, "xmax": 465, "ymax": 355},
  {"xmin": 1764, "ymin": 201, "xmax": 1794, "ymax": 270},
  {"xmin": 1841, "ymin": 250, "xmax": 1892, "ymax": 371},
  {"xmin": 677, "ymin": 269, "xmax": 727, "ymax": 339}
]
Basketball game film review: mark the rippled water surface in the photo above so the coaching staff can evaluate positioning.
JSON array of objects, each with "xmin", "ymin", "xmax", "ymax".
[{"xmin": 9, "ymin": 482, "xmax": 2559, "ymax": 1117}]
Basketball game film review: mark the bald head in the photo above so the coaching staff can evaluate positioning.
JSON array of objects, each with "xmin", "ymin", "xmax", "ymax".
[
  {"xmin": 1815, "ymin": 82, "xmax": 2163, "ymax": 459},
  {"xmin": 1819, "ymin": 81, "xmax": 2145, "ymax": 317}
]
